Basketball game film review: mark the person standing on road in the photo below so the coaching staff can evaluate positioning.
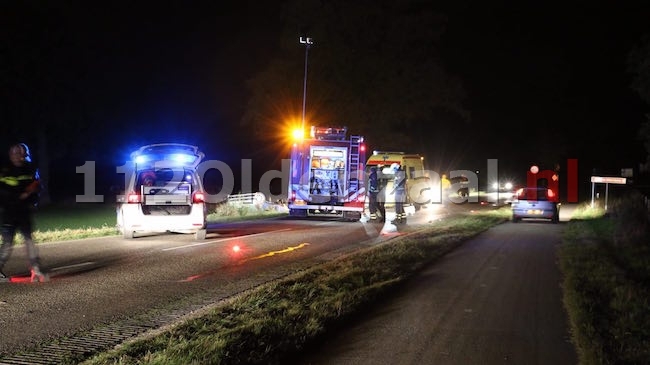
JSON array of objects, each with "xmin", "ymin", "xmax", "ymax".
[
  {"xmin": 392, "ymin": 165, "xmax": 406, "ymax": 224},
  {"xmin": 368, "ymin": 167, "xmax": 386, "ymax": 222},
  {"xmin": 376, "ymin": 173, "xmax": 386, "ymax": 222},
  {"xmin": 368, "ymin": 167, "xmax": 380, "ymax": 221},
  {"xmin": 0, "ymin": 143, "xmax": 48, "ymax": 283}
]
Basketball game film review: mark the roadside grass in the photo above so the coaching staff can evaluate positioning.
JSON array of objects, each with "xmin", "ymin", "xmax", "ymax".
[
  {"xmin": 559, "ymin": 196, "xmax": 650, "ymax": 364},
  {"xmin": 24, "ymin": 202, "xmax": 287, "ymax": 244},
  {"xmin": 206, "ymin": 202, "xmax": 288, "ymax": 223},
  {"xmin": 81, "ymin": 209, "xmax": 510, "ymax": 365},
  {"xmin": 34, "ymin": 203, "xmax": 118, "ymax": 232},
  {"xmin": 20, "ymin": 203, "xmax": 119, "ymax": 244}
]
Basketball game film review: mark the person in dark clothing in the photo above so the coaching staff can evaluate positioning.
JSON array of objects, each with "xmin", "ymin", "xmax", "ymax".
[
  {"xmin": 391, "ymin": 166, "xmax": 407, "ymax": 224},
  {"xmin": 0, "ymin": 143, "xmax": 48, "ymax": 283},
  {"xmin": 368, "ymin": 167, "xmax": 386, "ymax": 222},
  {"xmin": 376, "ymin": 175, "xmax": 386, "ymax": 222}
]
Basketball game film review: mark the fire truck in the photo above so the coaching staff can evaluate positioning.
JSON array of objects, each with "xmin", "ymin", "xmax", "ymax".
[
  {"xmin": 288, "ymin": 126, "xmax": 366, "ymax": 220},
  {"xmin": 365, "ymin": 151, "xmax": 433, "ymax": 210}
]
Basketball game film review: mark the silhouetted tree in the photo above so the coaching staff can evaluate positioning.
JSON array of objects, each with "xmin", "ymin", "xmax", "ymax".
[{"xmin": 628, "ymin": 34, "xmax": 650, "ymax": 172}]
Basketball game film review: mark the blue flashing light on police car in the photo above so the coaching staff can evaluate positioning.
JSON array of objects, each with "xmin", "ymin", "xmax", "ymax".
[
  {"xmin": 130, "ymin": 143, "xmax": 205, "ymax": 169},
  {"xmin": 134, "ymin": 155, "xmax": 149, "ymax": 164},
  {"xmin": 170, "ymin": 153, "xmax": 196, "ymax": 164}
]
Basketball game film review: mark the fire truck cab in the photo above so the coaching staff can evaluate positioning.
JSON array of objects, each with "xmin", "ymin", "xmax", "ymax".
[
  {"xmin": 365, "ymin": 151, "xmax": 432, "ymax": 211},
  {"xmin": 288, "ymin": 126, "xmax": 366, "ymax": 220}
]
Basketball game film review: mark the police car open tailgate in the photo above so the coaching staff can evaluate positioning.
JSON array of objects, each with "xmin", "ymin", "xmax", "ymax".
[{"xmin": 142, "ymin": 183, "xmax": 192, "ymax": 206}]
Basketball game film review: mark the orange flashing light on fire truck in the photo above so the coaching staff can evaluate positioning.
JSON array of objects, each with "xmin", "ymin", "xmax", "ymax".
[{"xmin": 288, "ymin": 126, "xmax": 366, "ymax": 220}]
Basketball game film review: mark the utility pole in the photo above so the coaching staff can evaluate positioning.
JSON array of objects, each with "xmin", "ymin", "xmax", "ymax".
[{"xmin": 299, "ymin": 36, "xmax": 313, "ymax": 135}]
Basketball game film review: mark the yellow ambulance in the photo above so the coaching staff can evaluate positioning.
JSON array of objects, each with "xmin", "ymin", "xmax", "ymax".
[{"xmin": 365, "ymin": 151, "xmax": 432, "ymax": 210}]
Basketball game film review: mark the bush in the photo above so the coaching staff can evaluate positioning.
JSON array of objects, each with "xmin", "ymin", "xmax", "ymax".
[
  {"xmin": 560, "ymin": 192, "xmax": 650, "ymax": 365},
  {"xmin": 610, "ymin": 190, "xmax": 650, "ymax": 247}
]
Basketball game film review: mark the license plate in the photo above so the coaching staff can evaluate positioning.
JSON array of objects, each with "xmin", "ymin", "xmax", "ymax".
[{"xmin": 526, "ymin": 209, "xmax": 543, "ymax": 215}]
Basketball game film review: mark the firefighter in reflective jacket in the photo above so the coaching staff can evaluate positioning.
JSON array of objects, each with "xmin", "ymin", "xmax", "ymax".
[
  {"xmin": 368, "ymin": 167, "xmax": 386, "ymax": 222},
  {"xmin": 391, "ymin": 166, "xmax": 406, "ymax": 224},
  {"xmin": 0, "ymin": 143, "xmax": 48, "ymax": 282}
]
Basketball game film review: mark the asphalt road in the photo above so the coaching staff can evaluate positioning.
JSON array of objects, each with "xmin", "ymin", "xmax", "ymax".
[
  {"xmin": 295, "ymin": 219, "xmax": 577, "ymax": 365},
  {"xmin": 0, "ymin": 203, "xmax": 577, "ymax": 363},
  {"xmin": 0, "ymin": 217, "xmax": 390, "ymax": 358}
]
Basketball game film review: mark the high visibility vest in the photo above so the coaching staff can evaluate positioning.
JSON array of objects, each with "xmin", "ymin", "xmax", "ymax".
[{"xmin": 394, "ymin": 171, "xmax": 406, "ymax": 192}]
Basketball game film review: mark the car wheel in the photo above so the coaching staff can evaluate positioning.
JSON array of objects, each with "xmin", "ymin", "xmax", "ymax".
[
  {"xmin": 512, "ymin": 216, "xmax": 520, "ymax": 223},
  {"xmin": 123, "ymin": 230, "xmax": 135, "ymax": 239},
  {"xmin": 195, "ymin": 229, "xmax": 207, "ymax": 240}
]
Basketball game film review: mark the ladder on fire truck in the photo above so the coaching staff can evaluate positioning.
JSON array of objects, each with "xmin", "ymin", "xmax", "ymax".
[{"xmin": 348, "ymin": 135, "xmax": 362, "ymax": 193}]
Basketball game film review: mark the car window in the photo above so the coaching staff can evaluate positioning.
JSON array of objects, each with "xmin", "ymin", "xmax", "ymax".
[
  {"xmin": 516, "ymin": 188, "xmax": 549, "ymax": 201},
  {"xmin": 407, "ymin": 166, "xmax": 416, "ymax": 179},
  {"xmin": 137, "ymin": 169, "xmax": 198, "ymax": 190}
]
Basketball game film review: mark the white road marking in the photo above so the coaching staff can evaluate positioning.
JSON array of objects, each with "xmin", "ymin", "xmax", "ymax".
[
  {"xmin": 50, "ymin": 262, "xmax": 96, "ymax": 272},
  {"xmin": 161, "ymin": 228, "xmax": 292, "ymax": 251}
]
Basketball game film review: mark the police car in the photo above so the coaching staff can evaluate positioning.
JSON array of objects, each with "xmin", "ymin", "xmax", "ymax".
[{"xmin": 116, "ymin": 143, "xmax": 208, "ymax": 239}]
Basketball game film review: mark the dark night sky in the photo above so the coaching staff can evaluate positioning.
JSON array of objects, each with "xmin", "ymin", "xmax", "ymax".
[
  {"xmin": 3, "ymin": 1, "xmax": 650, "ymax": 199},
  {"xmin": 439, "ymin": 2, "xmax": 649, "ymax": 178}
]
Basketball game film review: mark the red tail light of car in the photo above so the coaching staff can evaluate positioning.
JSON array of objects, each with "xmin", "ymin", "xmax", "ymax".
[
  {"xmin": 127, "ymin": 192, "xmax": 141, "ymax": 203},
  {"xmin": 547, "ymin": 189, "xmax": 555, "ymax": 199},
  {"xmin": 193, "ymin": 191, "xmax": 206, "ymax": 204}
]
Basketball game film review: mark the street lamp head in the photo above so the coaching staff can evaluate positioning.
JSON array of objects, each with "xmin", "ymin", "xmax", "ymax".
[{"xmin": 299, "ymin": 36, "xmax": 314, "ymax": 45}]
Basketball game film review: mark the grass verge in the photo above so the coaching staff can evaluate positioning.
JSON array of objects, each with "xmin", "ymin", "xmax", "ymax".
[
  {"xmin": 206, "ymin": 203, "xmax": 288, "ymax": 223},
  {"xmin": 81, "ymin": 209, "xmax": 509, "ymax": 365},
  {"xmin": 25, "ymin": 202, "xmax": 287, "ymax": 244},
  {"xmin": 559, "ymin": 198, "xmax": 650, "ymax": 364}
]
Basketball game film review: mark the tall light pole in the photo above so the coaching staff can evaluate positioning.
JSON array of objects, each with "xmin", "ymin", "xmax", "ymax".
[{"xmin": 299, "ymin": 36, "xmax": 313, "ymax": 135}]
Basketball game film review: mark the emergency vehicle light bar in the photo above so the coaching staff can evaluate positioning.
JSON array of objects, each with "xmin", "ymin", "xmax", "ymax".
[
  {"xmin": 310, "ymin": 126, "xmax": 348, "ymax": 140},
  {"xmin": 134, "ymin": 153, "xmax": 196, "ymax": 165},
  {"xmin": 373, "ymin": 151, "xmax": 405, "ymax": 155},
  {"xmin": 130, "ymin": 143, "xmax": 204, "ymax": 167}
]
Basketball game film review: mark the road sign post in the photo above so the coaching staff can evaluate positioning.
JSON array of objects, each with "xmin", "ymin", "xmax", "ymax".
[{"xmin": 590, "ymin": 176, "xmax": 627, "ymax": 210}]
